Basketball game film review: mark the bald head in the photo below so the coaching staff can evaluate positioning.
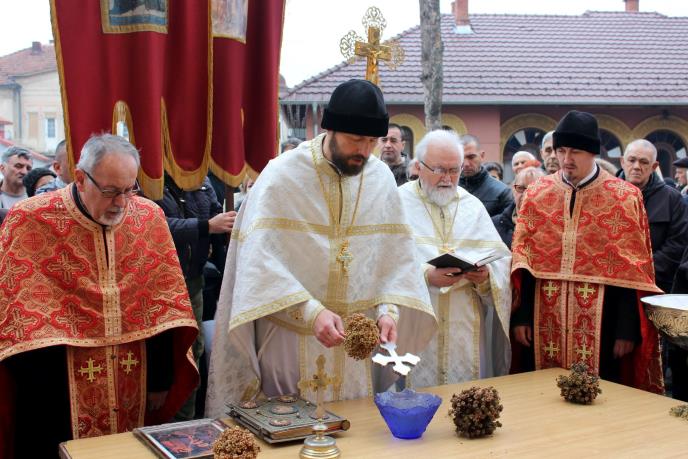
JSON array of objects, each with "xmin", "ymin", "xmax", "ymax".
[
  {"xmin": 53, "ymin": 140, "xmax": 72, "ymax": 184},
  {"xmin": 624, "ymin": 139, "xmax": 657, "ymax": 162},
  {"xmin": 621, "ymin": 139, "xmax": 658, "ymax": 189}
]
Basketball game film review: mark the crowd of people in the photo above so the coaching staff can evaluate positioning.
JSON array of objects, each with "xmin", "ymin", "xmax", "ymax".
[{"xmin": 1, "ymin": 79, "xmax": 688, "ymax": 456}]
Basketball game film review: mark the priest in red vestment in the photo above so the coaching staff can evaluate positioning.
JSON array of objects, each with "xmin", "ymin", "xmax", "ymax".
[
  {"xmin": 510, "ymin": 111, "xmax": 664, "ymax": 394},
  {"xmin": 0, "ymin": 134, "xmax": 198, "ymax": 458}
]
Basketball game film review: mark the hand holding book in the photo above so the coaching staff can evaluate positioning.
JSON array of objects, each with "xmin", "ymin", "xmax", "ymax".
[
  {"xmin": 426, "ymin": 250, "xmax": 505, "ymax": 272},
  {"xmin": 426, "ymin": 265, "xmax": 488, "ymax": 288}
]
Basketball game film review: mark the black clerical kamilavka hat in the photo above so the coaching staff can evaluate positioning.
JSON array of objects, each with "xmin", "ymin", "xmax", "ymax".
[
  {"xmin": 552, "ymin": 110, "xmax": 601, "ymax": 155},
  {"xmin": 321, "ymin": 79, "xmax": 389, "ymax": 137},
  {"xmin": 673, "ymin": 156, "xmax": 688, "ymax": 168}
]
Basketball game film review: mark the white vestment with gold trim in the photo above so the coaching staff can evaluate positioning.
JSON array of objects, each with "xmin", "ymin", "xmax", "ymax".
[
  {"xmin": 398, "ymin": 181, "xmax": 512, "ymax": 388},
  {"xmin": 205, "ymin": 135, "xmax": 436, "ymax": 418}
]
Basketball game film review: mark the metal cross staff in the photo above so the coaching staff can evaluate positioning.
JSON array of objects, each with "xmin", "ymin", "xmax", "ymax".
[{"xmin": 298, "ymin": 354, "xmax": 341, "ymax": 420}]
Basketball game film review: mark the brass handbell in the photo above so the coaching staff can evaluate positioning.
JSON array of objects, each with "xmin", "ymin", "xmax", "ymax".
[{"xmin": 299, "ymin": 422, "xmax": 341, "ymax": 459}]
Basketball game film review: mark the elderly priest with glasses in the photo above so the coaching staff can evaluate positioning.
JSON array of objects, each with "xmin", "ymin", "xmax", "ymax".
[
  {"xmin": 398, "ymin": 130, "xmax": 512, "ymax": 388},
  {"xmin": 0, "ymin": 134, "xmax": 198, "ymax": 457}
]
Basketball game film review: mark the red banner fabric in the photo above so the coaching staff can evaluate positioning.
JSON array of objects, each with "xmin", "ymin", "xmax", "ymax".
[
  {"xmin": 51, "ymin": 0, "xmax": 211, "ymax": 199},
  {"xmin": 210, "ymin": 0, "xmax": 285, "ymax": 186}
]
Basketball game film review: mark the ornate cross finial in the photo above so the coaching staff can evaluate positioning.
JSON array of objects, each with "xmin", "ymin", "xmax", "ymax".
[
  {"xmin": 339, "ymin": 6, "xmax": 405, "ymax": 86},
  {"xmin": 298, "ymin": 354, "xmax": 341, "ymax": 419},
  {"xmin": 372, "ymin": 342, "xmax": 420, "ymax": 376}
]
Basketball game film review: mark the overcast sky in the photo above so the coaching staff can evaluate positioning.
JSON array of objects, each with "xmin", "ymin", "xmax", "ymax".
[{"xmin": 2, "ymin": 0, "xmax": 688, "ymax": 87}]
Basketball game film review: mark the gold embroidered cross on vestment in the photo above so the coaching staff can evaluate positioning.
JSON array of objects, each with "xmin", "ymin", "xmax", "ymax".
[
  {"xmin": 79, "ymin": 357, "xmax": 103, "ymax": 382},
  {"xmin": 120, "ymin": 351, "xmax": 139, "ymax": 374},
  {"xmin": 336, "ymin": 241, "xmax": 353, "ymax": 274},
  {"xmin": 544, "ymin": 340, "xmax": 560, "ymax": 358}
]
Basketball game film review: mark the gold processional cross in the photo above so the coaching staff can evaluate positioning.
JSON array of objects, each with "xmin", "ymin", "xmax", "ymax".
[
  {"xmin": 298, "ymin": 354, "xmax": 341, "ymax": 420},
  {"xmin": 339, "ymin": 6, "xmax": 405, "ymax": 86}
]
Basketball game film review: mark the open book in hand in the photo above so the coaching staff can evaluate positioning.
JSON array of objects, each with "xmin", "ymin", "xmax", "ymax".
[{"xmin": 426, "ymin": 250, "xmax": 505, "ymax": 273}]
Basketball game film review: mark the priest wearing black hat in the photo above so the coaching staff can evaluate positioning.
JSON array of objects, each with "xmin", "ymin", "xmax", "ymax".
[
  {"xmin": 205, "ymin": 80, "xmax": 436, "ymax": 416},
  {"xmin": 674, "ymin": 156, "xmax": 688, "ymax": 204},
  {"xmin": 509, "ymin": 110, "xmax": 665, "ymax": 394}
]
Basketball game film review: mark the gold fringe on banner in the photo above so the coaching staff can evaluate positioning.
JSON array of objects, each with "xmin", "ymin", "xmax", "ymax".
[{"xmin": 49, "ymin": 0, "xmax": 76, "ymax": 179}]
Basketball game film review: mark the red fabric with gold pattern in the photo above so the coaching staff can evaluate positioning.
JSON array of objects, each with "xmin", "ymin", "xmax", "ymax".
[
  {"xmin": 67, "ymin": 342, "xmax": 146, "ymax": 438},
  {"xmin": 534, "ymin": 280, "xmax": 604, "ymax": 373},
  {"xmin": 511, "ymin": 170, "xmax": 663, "ymax": 393},
  {"xmin": 0, "ymin": 186, "xmax": 198, "ymax": 437}
]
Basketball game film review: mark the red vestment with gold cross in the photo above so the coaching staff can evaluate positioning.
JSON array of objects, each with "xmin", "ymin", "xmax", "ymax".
[
  {"xmin": 511, "ymin": 170, "xmax": 664, "ymax": 393},
  {"xmin": 0, "ymin": 186, "xmax": 198, "ymax": 454}
]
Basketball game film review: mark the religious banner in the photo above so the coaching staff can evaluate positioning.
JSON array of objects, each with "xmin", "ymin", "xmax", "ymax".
[
  {"xmin": 209, "ymin": 0, "xmax": 286, "ymax": 186},
  {"xmin": 50, "ymin": 0, "xmax": 212, "ymax": 199}
]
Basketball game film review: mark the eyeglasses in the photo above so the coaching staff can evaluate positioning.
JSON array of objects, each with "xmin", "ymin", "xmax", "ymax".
[
  {"xmin": 419, "ymin": 160, "xmax": 461, "ymax": 176},
  {"xmin": 84, "ymin": 170, "xmax": 140, "ymax": 199},
  {"xmin": 513, "ymin": 184, "xmax": 528, "ymax": 193}
]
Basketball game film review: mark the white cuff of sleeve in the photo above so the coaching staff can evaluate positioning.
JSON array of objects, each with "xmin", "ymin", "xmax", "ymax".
[{"xmin": 376, "ymin": 303, "xmax": 399, "ymax": 324}]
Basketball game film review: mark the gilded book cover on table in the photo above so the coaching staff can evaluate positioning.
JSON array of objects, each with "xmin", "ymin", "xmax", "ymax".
[{"xmin": 133, "ymin": 419, "xmax": 228, "ymax": 459}]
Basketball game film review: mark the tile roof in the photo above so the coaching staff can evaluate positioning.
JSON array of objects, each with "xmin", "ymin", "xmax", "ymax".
[
  {"xmin": 0, "ymin": 43, "xmax": 56, "ymax": 86},
  {"xmin": 283, "ymin": 11, "xmax": 688, "ymax": 105}
]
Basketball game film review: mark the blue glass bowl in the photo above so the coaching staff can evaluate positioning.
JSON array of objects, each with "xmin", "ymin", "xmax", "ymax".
[{"xmin": 374, "ymin": 389, "xmax": 442, "ymax": 439}]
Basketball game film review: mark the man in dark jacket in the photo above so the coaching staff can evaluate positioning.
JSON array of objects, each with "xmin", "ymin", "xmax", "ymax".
[
  {"xmin": 155, "ymin": 174, "xmax": 236, "ymax": 419},
  {"xmin": 675, "ymin": 157, "xmax": 688, "ymax": 205},
  {"xmin": 620, "ymin": 139, "xmax": 688, "ymax": 293},
  {"xmin": 492, "ymin": 166, "xmax": 544, "ymax": 249},
  {"xmin": 459, "ymin": 134, "xmax": 513, "ymax": 216},
  {"xmin": 670, "ymin": 246, "xmax": 688, "ymax": 402},
  {"xmin": 621, "ymin": 140, "xmax": 688, "ymax": 401}
]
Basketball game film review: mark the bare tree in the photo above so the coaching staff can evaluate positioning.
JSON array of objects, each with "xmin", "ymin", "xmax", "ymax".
[{"xmin": 419, "ymin": 0, "xmax": 443, "ymax": 131}]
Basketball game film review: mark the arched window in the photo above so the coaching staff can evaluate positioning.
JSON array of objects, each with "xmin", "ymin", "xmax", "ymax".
[
  {"xmin": 645, "ymin": 130, "xmax": 687, "ymax": 178},
  {"xmin": 502, "ymin": 127, "xmax": 545, "ymax": 183},
  {"xmin": 599, "ymin": 129, "xmax": 622, "ymax": 169},
  {"xmin": 400, "ymin": 126, "xmax": 414, "ymax": 159}
]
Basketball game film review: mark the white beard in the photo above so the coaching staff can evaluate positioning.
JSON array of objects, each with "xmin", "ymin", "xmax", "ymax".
[{"xmin": 421, "ymin": 178, "xmax": 456, "ymax": 207}]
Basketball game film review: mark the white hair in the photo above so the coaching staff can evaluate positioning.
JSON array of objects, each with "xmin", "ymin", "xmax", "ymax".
[
  {"xmin": 76, "ymin": 133, "xmax": 140, "ymax": 173},
  {"xmin": 541, "ymin": 130, "xmax": 554, "ymax": 149},
  {"xmin": 415, "ymin": 129, "xmax": 464, "ymax": 164},
  {"xmin": 512, "ymin": 150, "xmax": 536, "ymax": 167}
]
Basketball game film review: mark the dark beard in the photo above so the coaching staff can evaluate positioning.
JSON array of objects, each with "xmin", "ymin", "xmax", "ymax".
[{"xmin": 329, "ymin": 135, "xmax": 367, "ymax": 176}]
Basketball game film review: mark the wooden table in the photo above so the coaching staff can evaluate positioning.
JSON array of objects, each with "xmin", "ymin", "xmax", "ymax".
[{"xmin": 60, "ymin": 369, "xmax": 686, "ymax": 458}]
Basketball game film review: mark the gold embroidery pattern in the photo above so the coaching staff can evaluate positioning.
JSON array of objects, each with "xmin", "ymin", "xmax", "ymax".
[
  {"xmin": 471, "ymin": 293, "xmax": 481, "ymax": 381},
  {"xmin": 511, "ymin": 172, "xmax": 660, "ymax": 292},
  {"xmin": 534, "ymin": 279, "xmax": 604, "ymax": 373},
  {"xmin": 229, "ymin": 291, "xmax": 312, "ymax": 330},
  {"xmin": 235, "ymin": 218, "xmax": 330, "ymax": 242},
  {"xmin": 437, "ymin": 292, "xmax": 450, "ymax": 385}
]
